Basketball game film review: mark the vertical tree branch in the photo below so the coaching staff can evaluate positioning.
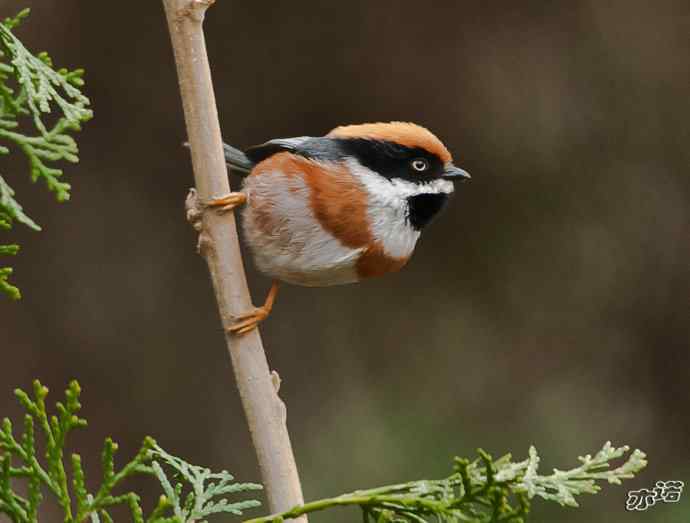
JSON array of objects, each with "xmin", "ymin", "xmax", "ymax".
[{"xmin": 161, "ymin": 0, "xmax": 306, "ymax": 519}]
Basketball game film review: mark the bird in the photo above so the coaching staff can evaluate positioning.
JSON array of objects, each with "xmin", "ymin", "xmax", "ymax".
[{"xmin": 206, "ymin": 121, "xmax": 470, "ymax": 335}]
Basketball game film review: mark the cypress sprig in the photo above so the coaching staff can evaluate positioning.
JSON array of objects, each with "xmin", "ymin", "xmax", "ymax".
[
  {"xmin": 0, "ymin": 9, "xmax": 92, "ymax": 299},
  {"xmin": 150, "ymin": 445, "xmax": 262, "ymax": 522},
  {"xmin": 245, "ymin": 442, "xmax": 646, "ymax": 523},
  {"xmin": 0, "ymin": 380, "xmax": 263, "ymax": 523}
]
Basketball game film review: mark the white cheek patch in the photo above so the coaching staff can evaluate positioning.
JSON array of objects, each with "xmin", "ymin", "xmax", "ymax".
[
  {"xmin": 347, "ymin": 158, "xmax": 451, "ymax": 259},
  {"xmin": 389, "ymin": 177, "xmax": 455, "ymax": 198},
  {"xmin": 347, "ymin": 158, "xmax": 454, "ymax": 201}
]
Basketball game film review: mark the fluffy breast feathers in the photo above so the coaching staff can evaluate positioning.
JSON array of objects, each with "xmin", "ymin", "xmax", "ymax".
[{"xmin": 240, "ymin": 152, "xmax": 414, "ymax": 286}]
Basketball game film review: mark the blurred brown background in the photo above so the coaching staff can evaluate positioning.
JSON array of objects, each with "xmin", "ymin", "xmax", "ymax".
[{"xmin": 1, "ymin": 1, "xmax": 689, "ymax": 521}]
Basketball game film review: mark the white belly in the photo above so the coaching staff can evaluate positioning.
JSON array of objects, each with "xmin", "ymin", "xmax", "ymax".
[{"xmin": 241, "ymin": 170, "xmax": 364, "ymax": 286}]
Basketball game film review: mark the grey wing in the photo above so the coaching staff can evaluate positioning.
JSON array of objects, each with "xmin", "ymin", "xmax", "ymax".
[
  {"xmin": 244, "ymin": 136, "xmax": 313, "ymax": 164},
  {"xmin": 224, "ymin": 136, "xmax": 326, "ymax": 175}
]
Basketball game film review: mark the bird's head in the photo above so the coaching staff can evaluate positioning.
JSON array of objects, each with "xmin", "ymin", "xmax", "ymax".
[{"xmin": 327, "ymin": 122, "xmax": 470, "ymax": 230}]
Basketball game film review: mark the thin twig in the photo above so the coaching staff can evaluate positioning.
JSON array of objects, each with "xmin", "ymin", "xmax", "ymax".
[{"xmin": 160, "ymin": 0, "xmax": 306, "ymax": 519}]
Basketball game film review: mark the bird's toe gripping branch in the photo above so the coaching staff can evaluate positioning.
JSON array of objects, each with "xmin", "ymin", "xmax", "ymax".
[
  {"xmin": 206, "ymin": 192, "xmax": 247, "ymax": 213},
  {"xmin": 185, "ymin": 188, "xmax": 247, "ymax": 253},
  {"xmin": 185, "ymin": 187, "xmax": 246, "ymax": 230},
  {"xmin": 227, "ymin": 281, "xmax": 280, "ymax": 336}
]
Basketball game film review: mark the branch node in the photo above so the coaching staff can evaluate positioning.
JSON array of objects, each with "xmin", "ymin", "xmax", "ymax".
[
  {"xmin": 270, "ymin": 371, "xmax": 281, "ymax": 393},
  {"xmin": 176, "ymin": 0, "xmax": 215, "ymax": 23},
  {"xmin": 185, "ymin": 188, "xmax": 214, "ymax": 256},
  {"xmin": 197, "ymin": 231, "xmax": 213, "ymax": 257},
  {"xmin": 185, "ymin": 188, "xmax": 204, "ymax": 231}
]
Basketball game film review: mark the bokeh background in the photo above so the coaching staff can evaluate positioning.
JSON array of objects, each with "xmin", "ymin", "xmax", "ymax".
[{"xmin": 2, "ymin": 1, "xmax": 689, "ymax": 521}]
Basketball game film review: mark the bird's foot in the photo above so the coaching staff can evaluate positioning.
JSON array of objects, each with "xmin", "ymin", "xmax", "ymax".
[
  {"xmin": 205, "ymin": 192, "xmax": 246, "ymax": 213},
  {"xmin": 227, "ymin": 306, "xmax": 271, "ymax": 335},
  {"xmin": 226, "ymin": 281, "xmax": 279, "ymax": 336},
  {"xmin": 185, "ymin": 188, "xmax": 245, "ymax": 237}
]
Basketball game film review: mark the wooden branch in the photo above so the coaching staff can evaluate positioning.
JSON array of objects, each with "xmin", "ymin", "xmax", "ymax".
[{"xmin": 161, "ymin": 1, "xmax": 306, "ymax": 519}]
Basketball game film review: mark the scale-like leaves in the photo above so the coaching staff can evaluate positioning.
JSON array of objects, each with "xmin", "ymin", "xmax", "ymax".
[
  {"xmin": 0, "ymin": 9, "xmax": 92, "ymax": 299},
  {"xmin": 150, "ymin": 445, "xmax": 262, "ymax": 523},
  {"xmin": 0, "ymin": 380, "xmax": 263, "ymax": 523},
  {"xmin": 245, "ymin": 443, "xmax": 647, "ymax": 523}
]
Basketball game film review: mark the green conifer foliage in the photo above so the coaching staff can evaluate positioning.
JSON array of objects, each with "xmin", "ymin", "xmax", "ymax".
[
  {"xmin": 0, "ymin": 380, "xmax": 262, "ymax": 523},
  {"xmin": 0, "ymin": 9, "xmax": 92, "ymax": 299}
]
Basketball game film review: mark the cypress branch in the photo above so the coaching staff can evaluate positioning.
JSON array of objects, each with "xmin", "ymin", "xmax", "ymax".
[
  {"xmin": 0, "ymin": 9, "xmax": 92, "ymax": 299},
  {"xmin": 0, "ymin": 380, "xmax": 262, "ymax": 523}
]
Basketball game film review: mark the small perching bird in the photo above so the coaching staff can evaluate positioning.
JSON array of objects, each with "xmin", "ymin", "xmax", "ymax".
[{"xmin": 210, "ymin": 121, "xmax": 470, "ymax": 334}]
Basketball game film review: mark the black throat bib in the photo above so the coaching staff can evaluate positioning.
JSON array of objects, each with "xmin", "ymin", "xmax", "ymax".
[{"xmin": 406, "ymin": 193, "xmax": 449, "ymax": 230}]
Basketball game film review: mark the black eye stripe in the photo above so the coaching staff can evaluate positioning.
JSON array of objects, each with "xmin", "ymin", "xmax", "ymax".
[
  {"xmin": 335, "ymin": 138, "xmax": 444, "ymax": 182},
  {"xmin": 249, "ymin": 137, "xmax": 446, "ymax": 183}
]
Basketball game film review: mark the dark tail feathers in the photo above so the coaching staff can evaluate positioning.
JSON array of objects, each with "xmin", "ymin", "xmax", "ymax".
[{"xmin": 223, "ymin": 143, "xmax": 254, "ymax": 176}]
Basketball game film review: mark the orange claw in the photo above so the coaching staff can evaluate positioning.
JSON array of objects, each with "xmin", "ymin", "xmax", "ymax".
[
  {"xmin": 227, "ymin": 281, "xmax": 279, "ymax": 335},
  {"xmin": 206, "ymin": 192, "xmax": 246, "ymax": 213}
]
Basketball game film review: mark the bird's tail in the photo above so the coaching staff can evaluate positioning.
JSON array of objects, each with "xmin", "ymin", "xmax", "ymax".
[{"xmin": 223, "ymin": 142, "xmax": 254, "ymax": 176}]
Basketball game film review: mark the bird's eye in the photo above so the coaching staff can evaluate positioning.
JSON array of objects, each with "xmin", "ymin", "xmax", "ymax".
[{"xmin": 411, "ymin": 158, "xmax": 429, "ymax": 172}]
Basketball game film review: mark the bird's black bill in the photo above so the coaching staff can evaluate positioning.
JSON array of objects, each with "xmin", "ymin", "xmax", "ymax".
[{"xmin": 442, "ymin": 165, "xmax": 471, "ymax": 181}]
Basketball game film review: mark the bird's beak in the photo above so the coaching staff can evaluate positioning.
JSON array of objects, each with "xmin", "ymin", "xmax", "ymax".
[{"xmin": 442, "ymin": 164, "xmax": 471, "ymax": 181}]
